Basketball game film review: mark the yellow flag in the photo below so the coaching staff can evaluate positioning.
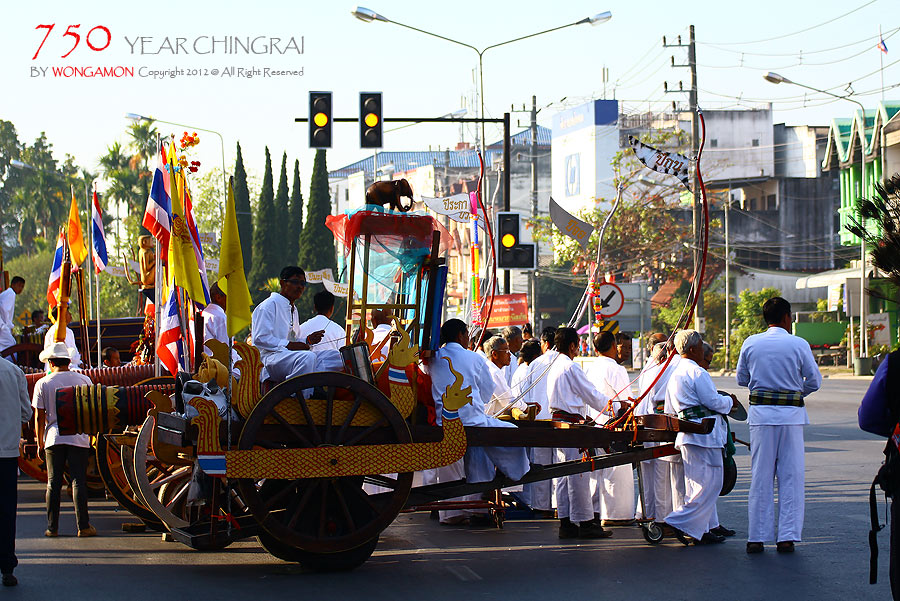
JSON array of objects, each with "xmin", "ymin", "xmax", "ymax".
[
  {"xmin": 66, "ymin": 189, "xmax": 88, "ymax": 266},
  {"xmin": 219, "ymin": 178, "xmax": 253, "ymax": 336},
  {"xmin": 165, "ymin": 140, "xmax": 207, "ymax": 306}
]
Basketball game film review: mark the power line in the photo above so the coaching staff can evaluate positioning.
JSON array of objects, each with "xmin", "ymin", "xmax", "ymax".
[
  {"xmin": 703, "ymin": 0, "xmax": 879, "ymax": 45},
  {"xmin": 701, "ymin": 26, "xmax": 898, "ymax": 57}
]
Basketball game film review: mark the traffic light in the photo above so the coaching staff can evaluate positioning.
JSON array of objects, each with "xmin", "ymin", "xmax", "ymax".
[
  {"xmin": 309, "ymin": 91, "xmax": 332, "ymax": 148},
  {"xmin": 496, "ymin": 212, "xmax": 536, "ymax": 270},
  {"xmin": 359, "ymin": 92, "xmax": 383, "ymax": 148}
]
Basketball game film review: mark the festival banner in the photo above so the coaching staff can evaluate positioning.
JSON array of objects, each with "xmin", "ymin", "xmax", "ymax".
[
  {"xmin": 306, "ymin": 269, "xmax": 334, "ymax": 283},
  {"xmin": 549, "ymin": 196, "xmax": 594, "ymax": 249},
  {"xmin": 484, "ymin": 293, "xmax": 529, "ymax": 328},
  {"xmin": 628, "ymin": 135, "xmax": 692, "ymax": 190},
  {"xmin": 322, "ymin": 278, "xmax": 349, "ymax": 297}
]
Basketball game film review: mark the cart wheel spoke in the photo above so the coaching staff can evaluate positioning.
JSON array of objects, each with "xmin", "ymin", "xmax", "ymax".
[
  {"xmin": 286, "ymin": 481, "xmax": 319, "ymax": 530},
  {"xmin": 331, "ymin": 480, "xmax": 356, "ymax": 532},
  {"xmin": 324, "ymin": 385, "xmax": 336, "ymax": 444},
  {"xmin": 343, "ymin": 418, "xmax": 388, "ymax": 447},
  {"xmin": 296, "ymin": 394, "xmax": 323, "ymax": 446},
  {"xmin": 335, "ymin": 393, "xmax": 363, "ymax": 445},
  {"xmin": 263, "ymin": 479, "xmax": 304, "ymax": 513},
  {"xmin": 344, "ymin": 480, "xmax": 379, "ymax": 511},
  {"xmin": 269, "ymin": 407, "xmax": 314, "ymax": 448},
  {"xmin": 318, "ymin": 483, "xmax": 329, "ymax": 538}
]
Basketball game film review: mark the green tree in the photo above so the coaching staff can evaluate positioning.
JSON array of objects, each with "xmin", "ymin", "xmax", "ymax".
[
  {"xmin": 730, "ymin": 286, "xmax": 782, "ymax": 360},
  {"xmin": 99, "ymin": 140, "xmax": 142, "ymax": 244},
  {"xmin": 274, "ymin": 152, "xmax": 290, "ymax": 247},
  {"xmin": 126, "ymin": 119, "xmax": 158, "ymax": 235},
  {"xmin": 296, "ymin": 150, "xmax": 337, "ymax": 319},
  {"xmin": 286, "ymin": 159, "xmax": 303, "ymax": 264},
  {"xmin": 233, "ymin": 142, "xmax": 253, "ymax": 269},
  {"xmin": 249, "ymin": 147, "xmax": 277, "ymax": 303}
]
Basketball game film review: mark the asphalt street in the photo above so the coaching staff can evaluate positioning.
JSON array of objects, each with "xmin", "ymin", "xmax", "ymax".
[{"xmin": 5, "ymin": 375, "xmax": 891, "ymax": 600}]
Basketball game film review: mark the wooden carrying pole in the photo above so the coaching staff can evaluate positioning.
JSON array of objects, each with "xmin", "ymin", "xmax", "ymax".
[
  {"xmin": 55, "ymin": 232, "xmax": 72, "ymax": 344},
  {"xmin": 74, "ymin": 269, "xmax": 91, "ymax": 367}
]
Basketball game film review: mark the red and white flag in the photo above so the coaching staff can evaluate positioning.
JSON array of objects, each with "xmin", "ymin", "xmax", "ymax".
[
  {"xmin": 157, "ymin": 286, "xmax": 186, "ymax": 377},
  {"xmin": 142, "ymin": 142, "xmax": 172, "ymax": 262},
  {"xmin": 46, "ymin": 231, "xmax": 65, "ymax": 309}
]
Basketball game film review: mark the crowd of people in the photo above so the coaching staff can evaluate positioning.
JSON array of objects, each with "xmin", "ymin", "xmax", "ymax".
[{"xmin": 0, "ymin": 266, "xmax": 842, "ymax": 587}]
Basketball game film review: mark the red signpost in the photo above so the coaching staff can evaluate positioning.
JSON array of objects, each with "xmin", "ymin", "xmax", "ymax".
[{"xmin": 484, "ymin": 294, "xmax": 529, "ymax": 329}]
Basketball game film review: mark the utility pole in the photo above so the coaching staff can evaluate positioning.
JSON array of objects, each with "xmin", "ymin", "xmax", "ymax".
[
  {"xmin": 664, "ymin": 25, "xmax": 702, "ymax": 333},
  {"xmin": 530, "ymin": 95, "xmax": 540, "ymax": 333}
]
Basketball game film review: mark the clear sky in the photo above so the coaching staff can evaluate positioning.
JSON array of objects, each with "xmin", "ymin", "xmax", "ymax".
[{"xmin": 1, "ymin": 0, "xmax": 895, "ymax": 192}]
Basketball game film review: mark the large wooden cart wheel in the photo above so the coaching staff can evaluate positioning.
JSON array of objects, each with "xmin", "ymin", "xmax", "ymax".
[
  {"xmin": 94, "ymin": 433, "xmax": 165, "ymax": 531},
  {"xmin": 237, "ymin": 372, "xmax": 413, "ymax": 570}
]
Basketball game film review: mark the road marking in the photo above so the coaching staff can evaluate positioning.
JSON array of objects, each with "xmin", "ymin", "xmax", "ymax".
[{"xmin": 446, "ymin": 565, "xmax": 482, "ymax": 581}]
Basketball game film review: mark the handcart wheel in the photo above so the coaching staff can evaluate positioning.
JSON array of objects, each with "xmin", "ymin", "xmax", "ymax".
[
  {"xmin": 258, "ymin": 531, "xmax": 379, "ymax": 572},
  {"xmin": 642, "ymin": 521, "xmax": 664, "ymax": 545},
  {"xmin": 237, "ymin": 372, "xmax": 413, "ymax": 561},
  {"xmin": 94, "ymin": 433, "xmax": 165, "ymax": 531}
]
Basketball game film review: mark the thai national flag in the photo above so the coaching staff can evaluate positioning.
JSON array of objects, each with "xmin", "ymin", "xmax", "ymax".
[
  {"xmin": 46, "ymin": 231, "xmax": 65, "ymax": 309},
  {"xmin": 878, "ymin": 37, "xmax": 888, "ymax": 54},
  {"xmin": 91, "ymin": 189, "xmax": 108, "ymax": 274},
  {"xmin": 143, "ymin": 143, "xmax": 172, "ymax": 261},
  {"xmin": 157, "ymin": 286, "xmax": 186, "ymax": 377}
]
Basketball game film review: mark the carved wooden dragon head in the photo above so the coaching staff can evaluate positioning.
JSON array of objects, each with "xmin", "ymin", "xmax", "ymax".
[
  {"xmin": 387, "ymin": 316, "xmax": 418, "ymax": 366},
  {"xmin": 441, "ymin": 357, "xmax": 472, "ymax": 412}
]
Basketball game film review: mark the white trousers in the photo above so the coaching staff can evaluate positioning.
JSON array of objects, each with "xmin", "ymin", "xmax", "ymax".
[
  {"xmin": 435, "ymin": 458, "xmax": 481, "ymax": 522},
  {"xmin": 262, "ymin": 349, "xmax": 317, "ymax": 381},
  {"xmin": 593, "ymin": 463, "xmax": 635, "ymax": 520},
  {"xmin": 526, "ymin": 447, "xmax": 555, "ymax": 511},
  {"xmin": 635, "ymin": 457, "xmax": 673, "ymax": 521},
  {"xmin": 748, "ymin": 424, "xmax": 805, "ymax": 543},
  {"xmin": 664, "ymin": 445, "xmax": 722, "ymax": 540},
  {"xmin": 314, "ymin": 348, "xmax": 345, "ymax": 372},
  {"xmin": 667, "ymin": 456, "xmax": 686, "ymax": 512},
  {"xmin": 556, "ymin": 447, "xmax": 593, "ymax": 523}
]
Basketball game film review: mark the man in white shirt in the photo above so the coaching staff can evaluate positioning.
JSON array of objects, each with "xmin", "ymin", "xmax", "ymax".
[
  {"xmin": 299, "ymin": 291, "xmax": 346, "ymax": 355},
  {"xmin": 501, "ymin": 326, "xmax": 523, "ymax": 386},
  {"xmin": 201, "ymin": 283, "xmax": 229, "ymax": 353},
  {"xmin": 33, "ymin": 342, "xmax": 96, "ymax": 538},
  {"xmin": 548, "ymin": 327, "xmax": 613, "ymax": 539},
  {"xmin": 369, "ymin": 309, "xmax": 393, "ymax": 362},
  {"xmin": 484, "ymin": 335, "xmax": 525, "ymax": 417},
  {"xmin": 0, "ymin": 353, "xmax": 31, "ymax": 586},
  {"xmin": 43, "ymin": 306, "xmax": 82, "ymax": 370},
  {"xmin": 521, "ymin": 327, "xmax": 558, "ymax": 517},
  {"xmin": 635, "ymin": 341, "xmax": 676, "ymax": 523},
  {"xmin": 585, "ymin": 331, "xmax": 635, "ymax": 526},
  {"xmin": 0, "ymin": 277, "xmax": 24, "ymax": 355},
  {"xmin": 663, "ymin": 329, "xmax": 736, "ymax": 545},
  {"xmin": 425, "ymin": 320, "xmax": 530, "ymax": 525},
  {"xmin": 250, "ymin": 267, "xmax": 323, "ymax": 382},
  {"xmin": 736, "ymin": 296, "xmax": 821, "ymax": 554}
]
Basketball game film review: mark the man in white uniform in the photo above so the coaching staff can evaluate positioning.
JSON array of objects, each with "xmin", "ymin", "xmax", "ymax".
[
  {"xmin": 585, "ymin": 331, "xmax": 635, "ymax": 525},
  {"xmin": 664, "ymin": 329, "xmax": 736, "ymax": 545},
  {"xmin": 548, "ymin": 327, "xmax": 613, "ymax": 539},
  {"xmin": 521, "ymin": 327, "xmax": 558, "ymax": 517},
  {"xmin": 296, "ymin": 291, "xmax": 346, "ymax": 371},
  {"xmin": 501, "ymin": 326, "xmax": 523, "ymax": 386},
  {"xmin": 0, "ymin": 277, "xmax": 25, "ymax": 355},
  {"xmin": 425, "ymin": 320, "xmax": 530, "ymax": 525},
  {"xmin": 484, "ymin": 335, "xmax": 525, "ymax": 417},
  {"xmin": 43, "ymin": 306, "xmax": 82, "ymax": 370},
  {"xmin": 201, "ymin": 283, "xmax": 228, "ymax": 352},
  {"xmin": 369, "ymin": 310, "xmax": 394, "ymax": 362},
  {"xmin": 251, "ymin": 267, "xmax": 322, "ymax": 382},
  {"xmin": 737, "ymin": 296, "xmax": 821, "ymax": 554}
]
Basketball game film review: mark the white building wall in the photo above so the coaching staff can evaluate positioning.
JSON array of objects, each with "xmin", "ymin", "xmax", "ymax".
[{"xmin": 703, "ymin": 107, "xmax": 775, "ymax": 183}]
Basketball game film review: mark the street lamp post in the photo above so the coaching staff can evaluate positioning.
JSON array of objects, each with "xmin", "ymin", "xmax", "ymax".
[
  {"xmin": 353, "ymin": 6, "xmax": 610, "ymax": 298},
  {"xmin": 764, "ymin": 72, "xmax": 869, "ymax": 364}
]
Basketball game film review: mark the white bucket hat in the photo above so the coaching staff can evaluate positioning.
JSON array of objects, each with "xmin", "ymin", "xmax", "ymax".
[{"xmin": 39, "ymin": 342, "xmax": 75, "ymax": 363}]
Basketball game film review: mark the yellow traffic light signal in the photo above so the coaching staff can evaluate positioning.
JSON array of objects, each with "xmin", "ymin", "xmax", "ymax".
[
  {"xmin": 309, "ymin": 91, "xmax": 332, "ymax": 148},
  {"xmin": 360, "ymin": 92, "xmax": 383, "ymax": 148}
]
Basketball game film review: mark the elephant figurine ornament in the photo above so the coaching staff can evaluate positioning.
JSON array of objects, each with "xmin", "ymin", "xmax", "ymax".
[{"xmin": 365, "ymin": 178, "xmax": 414, "ymax": 213}]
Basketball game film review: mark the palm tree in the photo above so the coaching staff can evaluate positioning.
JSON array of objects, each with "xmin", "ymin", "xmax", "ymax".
[
  {"xmin": 127, "ymin": 120, "xmax": 157, "ymax": 235},
  {"xmin": 100, "ymin": 141, "xmax": 142, "ymax": 243}
]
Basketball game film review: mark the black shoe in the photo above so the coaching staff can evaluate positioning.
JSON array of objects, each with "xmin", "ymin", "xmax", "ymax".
[
  {"xmin": 2, "ymin": 573, "xmax": 17, "ymax": 587},
  {"xmin": 710, "ymin": 525, "xmax": 736, "ymax": 537},
  {"xmin": 558, "ymin": 518, "xmax": 580, "ymax": 539},
  {"xmin": 668, "ymin": 525, "xmax": 695, "ymax": 546},
  {"xmin": 746, "ymin": 541, "xmax": 764, "ymax": 554},
  {"xmin": 578, "ymin": 521, "xmax": 614, "ymax": 539},
  {"xmin": 699, "ymin": 531, "xmax": 726, "ymax": 544},
  {"xmin": 776, "ymin": 541, "xmax": 795, "ymax": 553}
]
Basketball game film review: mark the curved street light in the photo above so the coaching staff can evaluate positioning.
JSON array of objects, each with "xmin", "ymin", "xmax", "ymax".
[{"xmin": 764, "ymin": 71, "xmax": 869, "ymax": 361}]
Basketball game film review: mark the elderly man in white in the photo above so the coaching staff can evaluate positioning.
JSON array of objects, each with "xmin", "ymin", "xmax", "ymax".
[
  {"xmin": 251, "ymin": 267, "xmax": 323, "ymax": 382},
  {"xmin": 584, "ymin": 330, "xmax": 635, "ymax": 526},
  {"xmin": 737, "ymin": 296, "xmax": 821, "ymax": 554},
  {"xmin": 484, "ymin": 335, "xmax": 527, "ymax": 417},
  {"xmin": 0, "ymin": 277, "xmax": 24, "ymax": 355},
  {"xmin": 548, "ymin": 327, "xmax": 613, "ymax": 539},
  {"xmin": 663, "ymin": 329, "xmax": 736, "ymax": 545},
  {"xmin": 425, "ymin": 319, "xmax": 530, "ymax": 525}
]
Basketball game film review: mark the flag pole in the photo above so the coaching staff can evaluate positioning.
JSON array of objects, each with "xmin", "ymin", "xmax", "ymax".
[
  {"xmin": 154, "ymin": 133, "xmax": 164, "ymax": 378},
  {"xmin": 94, "ymin": 183, "xmax": 103, "ymax": 367},
  {"xmin": 85, "ymin": 181, "xmax": 93, "ymax": 322},
  {"xmin": 880, "ymin": 25, "xmax": 885, "ymax": 103}
]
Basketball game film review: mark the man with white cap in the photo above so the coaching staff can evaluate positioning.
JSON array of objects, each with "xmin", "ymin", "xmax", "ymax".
[
  {"xmin": 32, "ymin": 342, "xmax": 95, "ymax": 538},
  {"xmin": 663, "ymin": 329, "xmax": 736, "ymax": 545}
]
